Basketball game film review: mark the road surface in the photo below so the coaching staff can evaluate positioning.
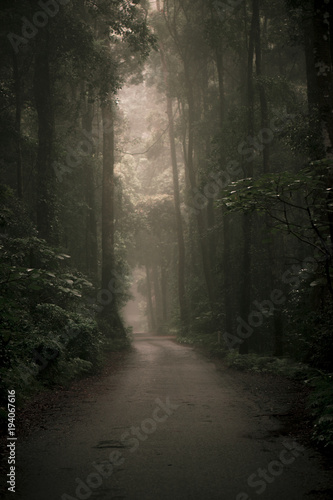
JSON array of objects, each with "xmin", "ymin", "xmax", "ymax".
[{"xmin": 11, "ymin": 337, "xmax": 333, "ymax": 499}]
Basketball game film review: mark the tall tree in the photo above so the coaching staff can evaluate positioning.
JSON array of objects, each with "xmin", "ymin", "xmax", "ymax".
[
  {"xmin": 163, "ymin": 0, "xmax": 216, "ymax": 310},
  {"xmin": 239, "ymin": 0, "xmax": 256, "ymax": 354},
  {"xmin": 156, "ymin": 1, "xmax": 188, "ymax": 332},
  {"xmin": 12, "ymin": 51, "xmax": 23, "ymax": 199},
  {"xmin": 33, "ymin": 30, "xmax": 56, "ymax": 243}
]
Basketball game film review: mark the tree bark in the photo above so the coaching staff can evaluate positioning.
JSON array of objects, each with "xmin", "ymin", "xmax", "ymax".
[
  {"xmin": 146, "ymin": 264, "xmax": 156, "ymax": 333},
  {"xmin": 253, "ymin": 0, "xmax": 284, "ymax": 355},
  {"xmin": 13, "ymin": 52, "xmax": 23, "ymax": 199},
  {"xmin": 157, "ymin": 4, "xmax": 188, "ymax": 332},
  {"xmin": 184, "ymin": 64, "xmax": 216, "ymax": 310},
  {"xmin": 254, "ymin": 0, "xmax": 269, "ymax": 174},
  {"xmin": 312, "ymin": 0, "xmax": 333, "ymax": 154},
  {"xmin": 213, "ymin": 30, "xmax": 233, "ymax": 335},
  {"xmin": 101, "ymin": 102, "xmax": 115, "ymax": 293},
  {"xmin": 160, "ymin": 262, "xmax": 168, "ymax": 324},
  {"xmin": 33, "ymin": 31, "xmax": 55, "ymax": 243},
  {"xmin": 82, "ymin": 99, "xmax": 98, "ymax": 277},
  {"xmin": 152, "ymin": 263, "xmax": 163, "ymax": 333},
  {"xmin": 310, "ymin": 0, "xmax": 333, "ymax": 295},
  {"xmin": 100, "ymin": 101, "xmax": 126, "ymax": 337},
  {"xmin": 239, "ymin": 0, "xmax": 256, "ymax": 355}
]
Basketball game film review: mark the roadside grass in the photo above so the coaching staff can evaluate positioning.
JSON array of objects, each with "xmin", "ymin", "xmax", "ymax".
[{"xmin": 177, "ymin": 334, "xmax": 333, "ymax": 450}]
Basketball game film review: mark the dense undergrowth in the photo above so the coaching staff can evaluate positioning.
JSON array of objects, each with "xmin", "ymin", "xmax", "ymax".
[
  {"xmin": 0, "ymin": 187, "xmax": 131, "ymax": 421},
  {"xmin": 177, "ymin": 333, "xmax": 333, "ymax": 450}
]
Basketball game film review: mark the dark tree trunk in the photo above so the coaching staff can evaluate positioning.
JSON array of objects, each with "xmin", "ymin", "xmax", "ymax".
[
  {"xmin": 254, "ymin": 0, "xmax": 284, "ymax": 355},
  {"xmin": 158, "ymin": 17, "xmax": 188, "ymax": 333},
  {"xmin": 273, "ymin": 310, "xmax": 284, "ymax": 357},
  {"xmin": 101, "ymin": 102, "xmax": 115, "ymax": 293},
  {"xmin": 160, "ymin": 262, "xmax": 168, "ymax": 324},
  {"xmin": 223, "ymin": 214, "xmax": 233, "ymax": 334},
  {"xmin": 184, "ymin": 65, "xmax": 216, "ymax": 310},
  {"xmin": 215, "ymin": 44, "xmax": 226, "ymax": 132},
  {"xmin": 33, "ymin": 31, "xmax": 55, "ymax": 243},
  {"xmin": 202, "ymin": 59, "xmax": 217, "ymax": 286},
  {"xmin": 82, "ymin": 100, "xmax": 98, "ymax": 277},
  {"xmin": 304, "ymin": 12, "xmax": 318, "ymax": 116},
  {"xmin": 207, "ymin": 198, "xmax": 216, "ymax": 276},
  {"xmin": 213, "ymin": 31, "xmax": 233, "ymax": 335},
  {"xmin": 146, "ymin": 264, "xmax": 156, "ymax": 333},
  {"xmin": 13, "ymin": 52, "xmax": 23, "ymax": 199},
  {"xmin": 239, "ymin": 0, "xmax": 256, "ymax": 355},
  {"xmin": 152, "ymin": 263, "xmax": 163, "ymax": 333},
  {"xmin": 313, "ymin": 0, "xmax": 333, "ymax": 154},
  {"xmin": 311, "ymin": 0, "xmax": 333, "ymax": 296},
  {"xmin": 301, "ymin": 2, "xmax": 324, "ymax": 160},
  {"xmin": 254, "ymin": 1, "xmax": 269, "ymax": 174},
  {"xmin": 100, "ymin": 101, "xmax": 126, "ymax": 336}
]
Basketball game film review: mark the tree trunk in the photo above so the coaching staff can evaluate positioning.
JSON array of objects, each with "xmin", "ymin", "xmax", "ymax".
[
  {"xmin": 101, "ymin": 101, "xmax": 126, "ymax": 336},
  {"xmin": 202, "ymin": 58, "xmax": 217, "ymax": 286},
  {"xmin": 157, "ymin": 8, "xmax": 188, "ymax": 333},
  {"xmin": 152, "ymin": 263, "xmax": 163, "ymax": 333},
  {"xmin": 213, "ymin": 31, "xmax": 233, "ymax": 335},
  {"xmin": 33, "ymin": 31, "xmax": 55, "ymax": 243},
  {"xmin": 253, "ymin": 0, "xmax": 283, "ymax": 355},
  {"xmin": 312, "ymin": 0, "xmax": 333, "ymax": 154},
  {"xmin": 101, "ymin": 102, "xmax": 115, "ymax": 292},
  {"xmin": 311, "ymin": 0, "xmax": 333, "ymax": 296},
  {"xmin": 13, "ymin": 52, "xmax": 23, "ymax": 199},
  {"xmin": 239, "ymin": 0, "xmax": 256, "ymax": 355},
  {"xmin": 184, "ymin": 64, "xmax": 216, "ymax": 310},
  {"xmin": 160, "ymin": 262, "xmax": 168, "ymax": 324},
  {"xmin": 82, "ymin": 99, "xmax": 98, "ymax": 277},
  {"xmin": 304, "ymin": 11, "xmax": 318, "ymax": 116},
  {"xmin": 215, "ymin": 44, "xmax": 226, "ymax": 132},
  {"xmin": 254, "ymin": 1, "xmax": 269, "ymax": 174},
  {"xmin": 146, "ymin": 264, "xmax": 156, "ymax": 333}
]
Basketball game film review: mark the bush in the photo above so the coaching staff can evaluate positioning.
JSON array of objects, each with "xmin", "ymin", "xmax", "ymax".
[
  {"xmin": 307, "ymin": 373, "xmax": 333, "ymax": 449},
  {"xmin": 0, "ymin": 187, "xmax": 129, "ymax": 405},
  {"xmin": 225, "ymin": 352, "xmax": 310, "ymax": 378}
]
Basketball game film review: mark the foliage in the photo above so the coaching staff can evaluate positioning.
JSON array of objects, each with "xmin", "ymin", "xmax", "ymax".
[
  {"xmin": 225, "ymin": 352, "xmax": 309, "ymax": 378},
  {"xmin": 221, "ymin": 161, "xmax": 333, "ymax": 261},
  {"xmin": 0, "ymin": 188, "xmax": 125, "ymax": 405},
  {"xmin": 177, "ymin": 331, "xmax": 217, "ymax": 346},
  {"xmin": 306, "ymin": 373, "xmax": 333, "ymax": 449},
  {"xmin": 285, "ymin": 287, "xmax": 333, "ymax": 371}
]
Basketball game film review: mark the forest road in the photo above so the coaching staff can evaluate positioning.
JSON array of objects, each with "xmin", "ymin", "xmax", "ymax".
[{"xmin": 14, "ymin": 337, "xmax": 333, "ymax": 500}]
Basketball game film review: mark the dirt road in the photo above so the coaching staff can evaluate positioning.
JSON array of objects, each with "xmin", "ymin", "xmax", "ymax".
[{"xmin": 10, "ymin": 337, "xmax": 333, "ymax": 499}]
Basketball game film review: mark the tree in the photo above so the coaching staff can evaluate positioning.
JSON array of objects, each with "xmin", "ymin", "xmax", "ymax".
[{"xmin": 155, "ymin": 1, "xmax": 188, "ymax": 333}]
